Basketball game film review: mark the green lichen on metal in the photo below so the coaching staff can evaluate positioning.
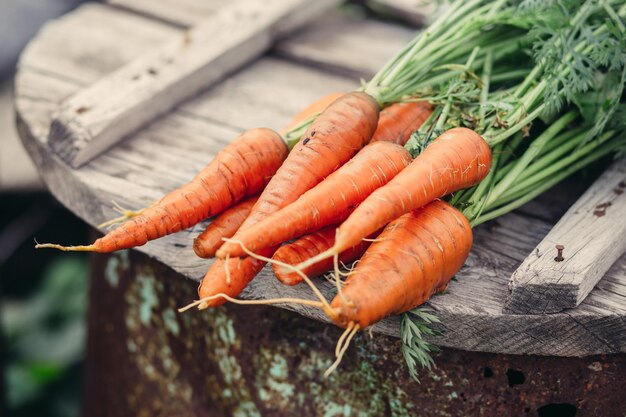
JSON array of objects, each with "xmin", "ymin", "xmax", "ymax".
[
  {"xmin": 137, "ymin": 272, "xmax": 160, "ymax": 326},
  {"xmin": 254, "ymin": 348, "xmax": 295, "ymax": 408},
  {"xmin": 162, "ymin": 308, "xmax": 180, "ymax": 336},
  {"xmin": 123, "ymin": 264, "xmax": 194, "ymax": 412},
  {"xmin": 104, "ymin": 250, "xmax": 130, "ymax": 288},
  {"xmin": 232, "ymin": 401, "xmax": 262, "ymax": 417},
  {"xmin": 116, "ymin": 255, "xmax": 423, "ymax": 415},
  {"xmin": 196, "ymin": 308, "xmax": 261, "ymax": 416},
  {"xmin": 322, "ymin": 402, "xmax": 352, "ymax": 417},
  {"xmin": 249, "ymin": 329, "xmax": 417, "ymax": 417},
  {"xmin": 104, "ymin": 256, "xmax": 120, "ymax": 288}
]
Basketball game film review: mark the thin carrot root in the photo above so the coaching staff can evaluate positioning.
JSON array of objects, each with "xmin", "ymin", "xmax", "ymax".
[
  {"xmin": 220, "ymin": 238, "xmax": 337, "ymax": 319},
  {"xmin": 98, "ymin": 201, "xmax": 145, "ymax": 229},
  {"xmin": 35, "ymin": 243, "xmax": 97, "ymax": 252},
  {"xmin": 332, "ymin": 250, "xmax": 352, "ymax": 307},
  {"xmin": 295, "ymin": 246, "xmax": 338, "ymax": 272},
  {"xmin": 178, "ymin": 293, "xmax": 325, "ymax": 312},
  {"xmin": 324, "ymin": 322, "xmax": 360, "ymax": 378},
  {"xmin": 224, "ymin": 253, "xmax": 231, "ymax": 286}
]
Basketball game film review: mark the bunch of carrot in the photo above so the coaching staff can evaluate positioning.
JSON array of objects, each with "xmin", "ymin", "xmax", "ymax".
[{"xmin": 37, "ymin": 0, "xmax": 626, "ymax": 377}]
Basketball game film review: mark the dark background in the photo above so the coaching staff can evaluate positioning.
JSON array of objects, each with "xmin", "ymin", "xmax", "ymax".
[{"xmin": 1, "ymin": 1, "xmax": 89, "ymax": 416}]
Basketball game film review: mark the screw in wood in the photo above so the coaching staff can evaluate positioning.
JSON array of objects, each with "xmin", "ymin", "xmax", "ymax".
[{"xmin": 554, "ymin": 244, "xmax": 565, "ymax": 262}]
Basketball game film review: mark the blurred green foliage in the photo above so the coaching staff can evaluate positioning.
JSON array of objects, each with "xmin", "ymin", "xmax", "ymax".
[{"xmin": 2, "ymin": 256, "xmax": 87, "ymax": 417}]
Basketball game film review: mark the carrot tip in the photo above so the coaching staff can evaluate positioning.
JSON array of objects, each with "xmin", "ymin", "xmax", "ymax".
[{"xmin": 34, "ymin": 243, "xmax": 96, "ymax": 252}]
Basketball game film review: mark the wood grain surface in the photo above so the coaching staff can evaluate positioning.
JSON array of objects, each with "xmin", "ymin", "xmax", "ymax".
[{"xmin": 14, "ymin": 3, "xmax": 626, "ymax": 355}]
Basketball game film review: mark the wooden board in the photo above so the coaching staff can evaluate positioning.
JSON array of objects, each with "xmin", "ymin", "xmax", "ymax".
[
  {"xmin": 505, "ymin": 159, "xmax": 626, "ymax": 314},
  {"xmin": 14, "ymin": 3, "xmax": 626, "ymax": 356},
  {"xmin": 107, "ymin": 0, "xmax": 433, "ymax": 28},
  {"xmin": 49, "ymin": 0, "xmax": 341, "ymax": 168}
]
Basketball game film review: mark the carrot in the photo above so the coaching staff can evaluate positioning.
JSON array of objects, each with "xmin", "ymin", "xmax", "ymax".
[
  {"xmin": 193, "ymin": 196, "xmax": 258, "ymax": 258},
  {"xmin": 272, "ymin": 226, "xmax": 375, "ymax": 286},
  {"xmin": 35, "ymin": 128, "xmax": 287, "ymax": 253},
  {"xmin": 297, "ymin": 127, "xmax": 490, "ymax": 268},
  {"xmin": 196, "ymin": 91, "xmax": 379, "ymax": 307},
  {"xmin": 327, "ymin": 200, "xmax": 472, "ymax": 329},
  {"xmin": 371, "ymin": 101, "xmax": 433, "ymax": 145},
  {"xmin": 216, "ymin": 140, "xmax": 412, "ymax": 258}
]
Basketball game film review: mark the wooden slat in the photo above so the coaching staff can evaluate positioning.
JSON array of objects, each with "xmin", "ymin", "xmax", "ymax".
[
  {"xmin": 48, "ymin": 0, "xmax": 341, "ymax": 168},
  {"xmin": 13, "ymin": 3, "xmax": 626, "ymax": 355},
  {"xmin": 106, "ymin": 0, "xmax": 433, "ymax": 28},
  {"xmin": 505, "ymin": 159, "xmax": 626, "ymax": 314},
  {"xmin": 108, "ymin": 0, "xmax": 221, "ymax": 27},
  {"xmin": 366, "ymin": 0, "xmax": 436, "ymax": 26},
  {"xmin": 275, "ymin": 11, "xmax": 415, "ymax": 79}
]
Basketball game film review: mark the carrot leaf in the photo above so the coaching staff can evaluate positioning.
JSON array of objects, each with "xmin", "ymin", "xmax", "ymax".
[{"xmin": 401, "ymin": 307, "xmax": 441, "ymax": 382}]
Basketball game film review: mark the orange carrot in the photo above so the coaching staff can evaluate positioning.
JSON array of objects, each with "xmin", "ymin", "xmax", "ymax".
[
  {"xmin": 270, "ymin": 100, "xmax": 432, "ymax": 284},
  {"xmin": 299, "ymin": 127, "xmax": 490, "ymax": 266},
  {"xmin": 36, "ymin": 129, "xmax": 287, "ymax": 253},
  {"xmin": 198, "ymin": 91, "xmax": 379, "ymax": 307},
  {"xmin": 328, "ymin": 200, "xmax": 472, "ymax": 329},
  {"xmin": 371, "ymin": 101, "xmax": 433, "ymax": 145},
  {"xmin": 193, "ymin": 196, "xmax": 258, "ymax": 258},
  {"xmin": 217, "ymin": 140, "xmax": 412, "ymax": 258},
  {"xmin": 272, "ymin": 226, "xmax": 375, "ymax": 286}
]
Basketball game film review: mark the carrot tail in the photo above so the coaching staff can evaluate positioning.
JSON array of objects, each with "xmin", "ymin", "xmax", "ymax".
[
  {"xmin": 217, "ymin": 140, "xmax": 410, "ymax": 258},
  {"xmin": 193, "ymin": 196, "xmax": 258, "ymax": 258},
  {"xmin": 34, "ymin": 243, "xmax": 98, "ymax": 252},
  {"xmin": 328, "ymin": 127, "xmax": 490, "ymax": 258},
  {"xmin": 272, "ymin": 226, "xmax": 376, "ymax": 286},
  {"xmin": 98, "ymin": 200, "xmax": 147, "ymax": 229},
  {"xmin": 328, "ymin": 200, "xmax": 473, "ymax": 329},
  {"xmin": 371, "ymin": 101, "xmax": 433, "ymax": 146},
  {"xmin": 196, "ymin": 247, "xmax": 276, "ymax": 308},
  {"xmin": 42, "ymin": 129, "xmax": 287, "ymax": 253}
]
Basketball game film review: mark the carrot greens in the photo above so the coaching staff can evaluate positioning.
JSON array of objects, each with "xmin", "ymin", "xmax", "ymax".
[{"xmin": 401, "ymin": 0, "xmax": 626, "ymax": 381}]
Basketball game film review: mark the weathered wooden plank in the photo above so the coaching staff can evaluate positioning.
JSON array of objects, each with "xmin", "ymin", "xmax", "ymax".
[
  {"xmin": 366, "ymin": 0, "xmax": 437, "ymax": 26},
  {"xmin": 505, "ymin": 159, "xmax": 626, "ymax": 314},
  {"xmin": 48, "ymin": 0, "xmax": 341, "ymax": 168},
  {"xmin": 106, "ymin": 0, "xmax": 434, "ymax": 28},
  {"xmin": 17, "ymin": 5, "xmax": 179, "ymax": 87},
  {"xmin": 275, "ymin": 11, "xmax": 415, "ymax": 79},
  {"xmin": 107, "ymin": 0, "xmax": 221, "ymax": 27},
  {"xmin": 13, "ymin": 2, "xmax": 626, "ymax": 355}
]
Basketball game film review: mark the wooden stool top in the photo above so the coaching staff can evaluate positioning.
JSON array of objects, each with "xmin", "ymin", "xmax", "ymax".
[{"xmin": 14, "ymin": 1, "xmax": 626, "ymax": 356}]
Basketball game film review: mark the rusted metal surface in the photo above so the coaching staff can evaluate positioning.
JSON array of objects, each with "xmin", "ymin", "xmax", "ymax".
[{"xmin": 84, "ymin": 249, "xmax": 626, "ymax": 417}]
